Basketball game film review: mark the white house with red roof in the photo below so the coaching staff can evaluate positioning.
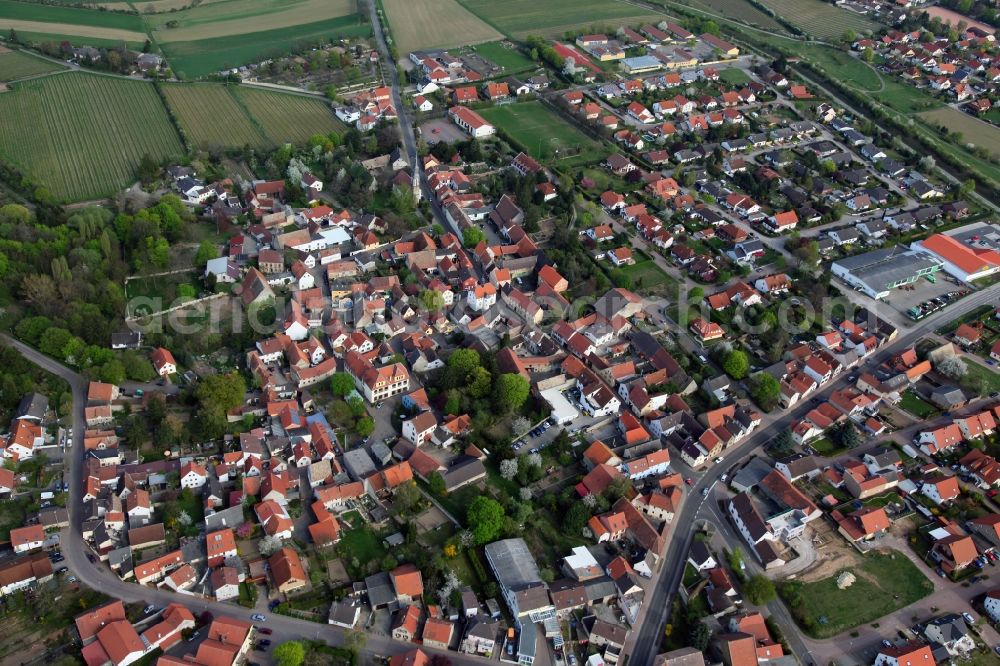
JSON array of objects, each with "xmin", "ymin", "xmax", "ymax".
[
  {"xmin": 150, "ymin": 347, "xmax": 177, "ymax": 377},
  {"xmin": 179, "ymin": 461, "xmax": 207, "ymax": 489}
]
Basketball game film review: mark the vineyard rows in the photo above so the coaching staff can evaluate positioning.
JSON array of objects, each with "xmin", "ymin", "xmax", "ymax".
[{"xmin": 0, "ymin": 72, "xmax": 183, "ymax": 201}]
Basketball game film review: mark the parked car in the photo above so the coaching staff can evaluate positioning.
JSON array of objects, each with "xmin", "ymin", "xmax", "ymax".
[
  {"xmin": 685, "ymin": 478, "xmax": 693, "ymax": 486},
  {"xmin": 963, "ymin": 612, "xmax": 976, "ymax": 625},
  {"xmin": 251, "ymin": 614, "xmax": 266, "ymax": 622},
  {"xmin": 143, "ymin": 604, "xmax": 156, "ymax": 614},
  {"xmin": 258, "ymin": 628, "xmax": 272, "ymax": 635}
]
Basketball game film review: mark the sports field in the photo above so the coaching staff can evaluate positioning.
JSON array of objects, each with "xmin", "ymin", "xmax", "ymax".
[
  {"xmin": 458, "ymin": 0, "xmax": 662, "ymax": 38},
  {"xmin": 0, "ymin": 48, "xmax": 64, "ymax": 81},
  {"xmin": 160, "ymin": 14, "xmax": 370, "ymax": 78},
  {"xmin": 232, "ymin": 87, "xmax": 346, "ymax": 144},
  {"xmin": 382, "ymin": 0, "xmax": 501, "ymax": 53},
  {"xmin": 0, "ymin": 72, "xmax": 183, "ymax": 201},
  {"xmin": 479, "ymin": 101, "xmax": 602, "ymax": 164},
  {"xmin": 920, "ymin": 107, "xmax": 1000, "ymax": 158},
  {"xmin": 756, "ymin": 0, "xmax": 877, "ymax": 39}
]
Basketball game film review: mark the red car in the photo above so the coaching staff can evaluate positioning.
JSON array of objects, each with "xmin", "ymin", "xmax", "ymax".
[
  {"xmin": 685, "ymin": 478, "xmax": 694, "ymax": 486},
  {"xmin": 258, "ymin": 628, "xmax": 273, "ymax": 635}
]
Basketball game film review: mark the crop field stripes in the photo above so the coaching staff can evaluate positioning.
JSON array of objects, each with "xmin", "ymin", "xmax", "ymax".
[{"xmin": 0, "ymin": 72, "xmax": 183, "ymax": 201}]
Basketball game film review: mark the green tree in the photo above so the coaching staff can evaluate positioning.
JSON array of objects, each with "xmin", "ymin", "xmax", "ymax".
[
  {"xmin": 688, "ymin": 286, "xmax": 704, "ymax": 303},
  {"xmin": 467, "ymin": 366, "xmax": 492, "ymax": 399},
  {"xmin": 722, "ymin": 349, "xmax": 749, "ymax": 379},
  {"xmin": 463, "ymin": 227, "xmax": 485, "ymax": 248},
  {"xmin": 195, "ymin": 372, "xmax": 246, "ymax": 412},
  {"xmin": 563, "ymin": 502, "xmax": 591, "ymax": 534},
  {"xmin": 99, "ymin": 359, "xmax": 126, "ymax": 385},
  {"xmin": 747, "ymin": 372, "xmax": 781, "ymax": 411},
  {"xmin": 356, "ymin": 416, "xmax": 375, "ymax": 437},
  {"xmin": 330, "ymin": 372, "xmax": 355, "ymax": 397},
  {"xmin": 467, "ymin": 496, "xmax": 505, "ymax": 544},
  {"xmin": 194, "ymin": 240, "xmax": 218, "ymax": 267},
  {"xmin": 274, "ymin": 641, "xmax": 306, "ymax": 666},
  {"xmin": 743, "ymin": 574, "xmax": 776, "ymax": 605},
  {"xmin": 688, "ymin": 622, "xmax": 711, "ymax": 651},
  {"xmin": 494, "ymin": 373, "xmax": 529, "ymax": 412},
  {"xmin": 428, "ymin": 471, "xmax": 446, "ymax": 495}
]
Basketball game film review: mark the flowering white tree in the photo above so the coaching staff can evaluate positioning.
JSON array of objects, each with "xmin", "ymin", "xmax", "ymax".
[
  {"xmin": 499, "ymin": 458, "xmax": 519, "ymax": 480},
  {"xmin": 527, "ymin": 452, "xmax": 543, "ymax": 468},
  {"xmin": 519, "ymin": 487, "xmax": 533, "ymax": 501},
  {"xmin": 937, "ymin": 357, "xmax": 967, "ymax": 380},
  {"xmin": 512, "ymin": 417, "xmax": 531, "ymax": 436},
  {"xmin": 258, "ymin": 535, "xmax": 283, "ymax": 556}
]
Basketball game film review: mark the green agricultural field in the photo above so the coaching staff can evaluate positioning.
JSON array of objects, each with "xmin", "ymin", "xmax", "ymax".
[
  {"xmin": 683, "ymin": 0, "xmax": 786, "ymax": 31},
  {"xmin": 382, "ymin": 0, "xmax": 502, "ymax": 53},
  {"xmin": 232, "ymin": 87, "xmax": 346, "ymax": 144},
  {"xmin": 756, "ymin": 0, "xmax": 877, "ymax": 39},
  {"xmin": 0, "ymin": 48, "xmax": 64, "ymax": 81},
  {"xmin": 0, "ymin": 0, "xmax": 144, "ymax": 30},
  {"xmin": 0, "ymin": 72, "xmax": 182, "ymax": 201},
  {"xmin": 780, "ymin": 550, "xmax": 933, "ymax": 638},
  {"xmin": 0, "ymin": 0, "xmax": 148, "ymax": 42},
  {"xmin": 164, "ymin": 82, "xmax": 345, "ymax": 149},
  {"xmin": 161, "ymin": 14, "xmax": 370, "ymax": 78},
  {"xmin": 480, "ymin": 100, "xmax": 603, "ymax": 165},
  {"xmin": 162, "ymin": 82, "xmax": 265, "ymax": 149},
  {"xmin": 472, "ymin": 40, "xmax": 536, "ymax": 73},
  {"xmin": 148, "ymin": 0, "xmax": 355, "ymax": 41},
  {"xmin": 458, "ymin": 0, "xmax": 663, "ymax": 38},
  {"xmin": 920, "ymin": 106, "xmax": 1000, "ymax": 158}
]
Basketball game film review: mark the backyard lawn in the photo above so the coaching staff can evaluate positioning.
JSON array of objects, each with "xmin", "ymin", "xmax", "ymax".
[
  {"xmin": 961, "ymin": 359, "xmax": 1000, "ymax": 397},
  {"xmin": 616, "ymin": 255, "xmax": 675, "ymax": 294},
  {"xmin": 336, "ymin": 522, "xmax": 386, "ymax": 575},
  {"xmin": 718, "ymin": 68, "xmax": 751, "ymax": 85},
  {"xmin": 807, "ymin": 437, "xmax": 845, "ymax": 457},
  {"xmin": 898, "ymin": 390, "xmax": 939, "ymax": 419},
  {"xmin": 779, "ymin": 550, "xmax": 933, "ymax": 638},
  {"xmin": 471, "ymin": 41, "xmax": 536, "ymax": 73}
]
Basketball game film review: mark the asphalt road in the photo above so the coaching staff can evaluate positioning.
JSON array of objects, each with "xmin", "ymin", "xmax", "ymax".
[{"xmin": 625, "ymin": 285, "xmax": 1000, "ymax": 666}]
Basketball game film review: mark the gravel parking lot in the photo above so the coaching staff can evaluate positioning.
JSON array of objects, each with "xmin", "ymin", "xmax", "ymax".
[{"xmin": 419, "ymin": 118, "xmax": 465, "ymax": 145}]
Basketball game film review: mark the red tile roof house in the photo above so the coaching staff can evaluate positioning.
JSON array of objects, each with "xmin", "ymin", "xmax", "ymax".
[
  {"xmin": 689, "ymin": 318, "xmax": 725, "ymax": 342},
  {"xmin": 421, "ymin": 617, "xmax": 455, "ymax": 650},
  {"xmin": 920, "ymin": 473, "xmax": 960, "ymax": 505},
  {"xmin": 873, "ymin": 641, "xmax": 935, "ymax": 666},
  {"xmin": 390, "ymin": 562, "xmax": 424, "ymax": 604},
  {"xmin": 931, "ymin": 527, "xmax": 978, "ymax": 573},
  {"xmin": 150, "ymin": 347, "xmax": 177, "ymax": 377},
  {"xmin": 10, "ymin": 524, "xmax": 45, "ymax": 553},
  {"xmin": 953, "ymin": 322, "xmax": 984, "ymax": 347}
]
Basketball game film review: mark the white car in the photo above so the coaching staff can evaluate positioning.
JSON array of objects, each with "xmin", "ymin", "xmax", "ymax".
[
  {"xmin": 714, "ymin": 456, "xmax": 724, "ymax": 463},
  {"xmin": 701, "ymin": 488, "xmax": 709, "ymax": 497}
]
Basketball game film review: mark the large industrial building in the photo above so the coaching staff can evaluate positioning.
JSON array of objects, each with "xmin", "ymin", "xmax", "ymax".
[
  {"xmin": 911, "ymin": 225, "xmax": 1000, "ymax": 283},
  {"xmin": 831, "ymin": 247, "xmax": 943, "ymax": 299}
]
